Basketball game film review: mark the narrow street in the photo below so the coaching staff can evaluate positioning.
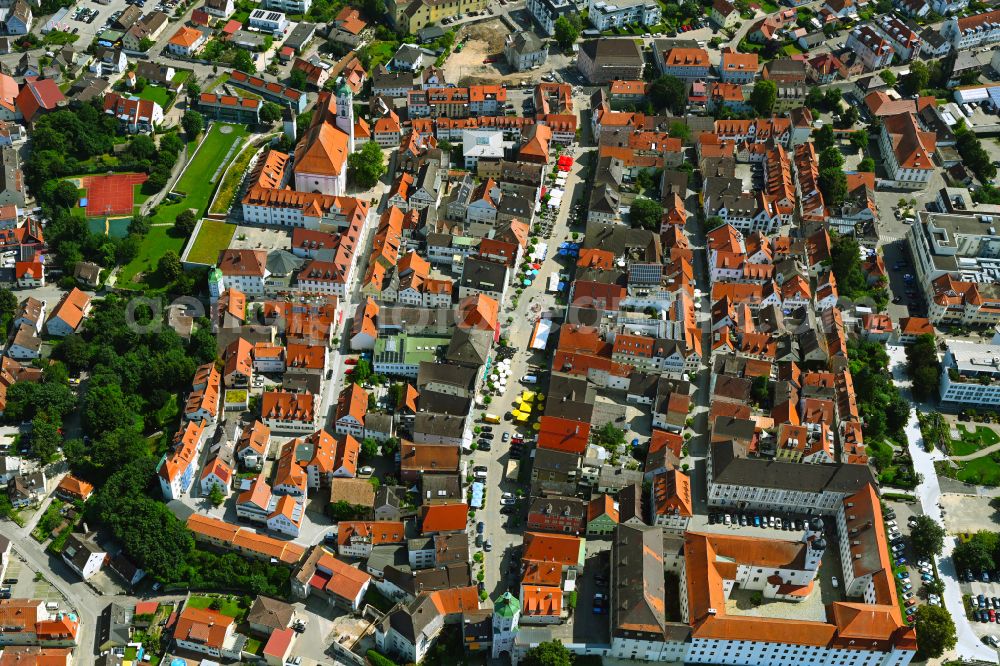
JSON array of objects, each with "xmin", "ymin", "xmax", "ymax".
[
  {"xmin": 682, "ymin": 188, "xmax": 713, "ymax": 515},
  {"xmin": 887, "ymin": 345, "xmax": 998, "ymax": 664},
  {"xmin": 471, "ymin": 142, "xmax": 595, "ymax": 597}
]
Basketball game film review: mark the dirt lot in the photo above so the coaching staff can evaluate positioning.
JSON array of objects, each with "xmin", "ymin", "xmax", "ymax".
[
  {"xmin": 941, "ymin": 493, "xmax": 1000, "ymax": 534},
  {"xmin": 444, "ymin": 20, "xmax": 549, "ymax": 86}
]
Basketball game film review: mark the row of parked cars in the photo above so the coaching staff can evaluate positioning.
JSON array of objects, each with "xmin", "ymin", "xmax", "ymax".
[
  {"xmin": 593, "ymin": 573, "xmax": 610, "ymax": 614},
  {"xmin": 708, "ymin": 512, "xmax": 810, "ymax": 531},
  {"xmin": 973, "ymin": 594, "xmax": 1000, "ymax": 624}
]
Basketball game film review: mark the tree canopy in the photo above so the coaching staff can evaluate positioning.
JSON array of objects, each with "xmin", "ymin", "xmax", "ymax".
[
  {"xmin": 749, "ymin": 80, "xmax": 777, "ymax": 116},
  {"xmin": 906, "ymin": 334, "xmax": 940, "ymax": 402},
  {"xmin": 593, "ymin": 422, "xmax": 626, "ymax": 450},
  {"xmin": 909, "ymin": 515, "xmax": 946, "ymax": 558},
  {"xmin": 914, "ymin": 604, "xmax": 956, "ymax": 660},
  {"xmin": 521, "ymin": 640, "xmax": 572, "ymax": 666},
  {"xmin": 348, "ymin": 141, "xmax": 386, "ymax": 189},
  {"xmin": 553, "ymin": 15, "xmax": 582, "ymax": 50},
  {"xmin": 847, "ymin": 337, "xmax": 910, "ymax": 445},
  {"xmin": 182, "ymin": 110, "xmax": 204, "ymax": 140},
  {"xmin": 629, "ymin": 196, "xmax": 661, "ymax": 231},
  {"xmin": 650, "ymin": 75, "xmax": 687, "ymax": 116}
]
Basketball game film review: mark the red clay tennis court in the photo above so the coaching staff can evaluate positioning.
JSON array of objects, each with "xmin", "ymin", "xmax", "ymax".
[{"xmin": 80, "ymin": 173, "xmax": 147, "ymax": 217}]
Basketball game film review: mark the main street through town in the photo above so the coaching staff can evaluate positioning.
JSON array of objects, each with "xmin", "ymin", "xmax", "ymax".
[{"xmin": 471, "ymin": 138, "xmax": 594, "ymax": 596}]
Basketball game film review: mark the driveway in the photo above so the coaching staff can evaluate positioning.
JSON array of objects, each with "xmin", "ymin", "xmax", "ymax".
[{"xmin": 889, "ymin": 344, "xmax": 999, "ymax": 663}]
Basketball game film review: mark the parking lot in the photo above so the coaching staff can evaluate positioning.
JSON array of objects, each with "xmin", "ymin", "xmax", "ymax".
[
  {"xmin": 3, "ymin": 555, "xmax": 70, "ymax": 610},
  {"xmin": 883, "ymin": 500, "xmax": 945, "ymax": 622}
]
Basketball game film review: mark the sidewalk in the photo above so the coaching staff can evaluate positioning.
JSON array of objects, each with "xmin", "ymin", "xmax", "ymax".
[{"xmin": 888, "ymin": 344, "xmax": 998, "ymax": 664}]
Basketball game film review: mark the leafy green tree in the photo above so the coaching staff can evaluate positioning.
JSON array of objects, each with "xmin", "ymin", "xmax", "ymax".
[
  {"xmin": 160, "ymin": 132, "xmax": 184, "ymax": 157},
  {"xmin": 805, "ymin": 87, "xmax": 825, "ymax": 110},
  {"xmin": 594, "ymin": 422, "xmax": 626, "ymax": 450},
  {"xmin": 858, "ymin": 157, "xmax": 875, "ymax": 173},
  {"xmin": 208, "ymin": 484, "xmax": 225, "ymax": 507},
  {"xmin": 117, "ymin": 235, "xmax": 141, "ymax": 265},
  {"xmin": 181, "ymin": 110, "xmax": 204, "ymax": 140},
  {"xmin": 849, "ymin": 129, "xmax": 869, "ymax": 152},
  {"xmin": 329, "ymin": 500, "xmax": 363, "ymax": 520},
  {"xmin": 30, "ymin": 415, "xmax": 61, "ymax": 463},
  {"xmin": 259, "ymin": 102, "xmax": 282, "ymax": 124},
  {"xmin": 824, "ymin": 87, "xmax": 842, "ymax": 109},
  {"xmin": 361, "ymin": 437, "xmax": 379, "ymax": 459},
  {"xmin": 347, "ymin": 141, "xmax": 386, "ymax": 189},
  {"xmin": 907, "ymin": 334, "xmax": 941, "ymax": 401},
  {"xmin": 819, "ymin": 168, "xmax": 848, "ymax": 207},
  {"xmin": 4, "ymin": 381, "xmax": 76, "ymax": 424},
  {"xmin": 838, "ymin": 106, "xmax": 859, "ymax": 129},
  {"xmin": 0, "ymin": 287, "xmax": 16, "ymax": 333},
  {"xmin": 233, "ymin": 49, "xmax": 255, "ymax": 74},
  {"xmin": 914, "ymin": 604, "xmax": 956, "ymax": 659},
  {"xmin": 351, "ymin": 358, "xmax": 373, "ymax": 384},
  {"xmin": 174, "ymin": 209, "xmax": 197, "ymax": 236},
  {"xmin": 289, "ymin": 68, "xmax": 308, "ymax": 90},
  {"xmin": 649, "ymin": 75, "xmax": 687, "ymax": 115},
  {"xmin": 553, "ymin": 15, "xmax": 581, "ymax": 50},
  {"xmin": 84, "ymin": 383, "xmax": 137, "ymax": 436},
  {"xmin": 158, "ymin": 251, "xmax": 182, "ymax": 283},
  {"xmin": 128, "ymin": 214, "xmax": 151, "ymax": 236},
  {"xmin": 521, "ymin": 640, "xmax": 572, "ymax": 666},
  {"xmin": 629, "ymin": 196, "xmax": 661, "ymax": 231},
  {"xmin": 45, "ymin": 180, "xmax": 80, "ymax": 210},
  {"xmin": 819, "ymin": 147, "xmax": 844, "ymax": 170},
  {"xmin": 974, "ymin": 184, "xmax": 1000, "ymax": 205},
  {"xmin": 879, "ymin": 69, "xmax": 896, "ymax": 85},
  {"xmin": 668, "ymin": 121, "xmax": 689, "ymax": 141},
  {"xmin": 813, "ymin": 124, "xmax": 836, "ymax": 151},
  {"xmin": 186, "ymin": 81, "xmax": 201, "ymax": 98},
  {"xmin": 749, "ymin": 79, "xmax": 777, "ymax": 116},
  {"xmin": 751, "ymin": 375, "xmax": 771, "ymax": 409},
  {"xmin": 361, "ymin": 0, "xmax": 385, "ymax": 19},
  {"xmin": 910, "ymin": 515, "xmax": 946, "ymax": 558},
  {"xmin": 900, "ymin": 60, "xmax": 929, "ymax": 96},
  {"xmin": 127, "ymin": 134, "xmax": 157, "ymax": 162},
  {"xmin": 953, "ymin": 531, "xmax": 996, "ymax": 574},
  {"xmin": 189, "ymin": 327, "xmax": 219, "ymax": 365}
]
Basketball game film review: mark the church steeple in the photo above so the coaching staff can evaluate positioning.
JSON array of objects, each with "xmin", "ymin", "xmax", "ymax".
[{"xmin": 334, "ymin": 78, "xmax": 355, "ymax": 153}]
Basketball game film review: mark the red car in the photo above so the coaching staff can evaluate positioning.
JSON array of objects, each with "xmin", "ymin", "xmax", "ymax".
[
  {"xmin": 990, "ymin": 609, "xmax": 996, "ymax": 622},
  {"xmin": 345, "ymin": 358, "xmax": 358, "ymax": 365},
  {"xmin": 345, "ymin": 368, "xmax": 354, "ymax": 375}
]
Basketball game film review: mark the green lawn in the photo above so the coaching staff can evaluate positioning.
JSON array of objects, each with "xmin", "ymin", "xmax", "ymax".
[
  {"xmin": 759, "ymin": 0, "xmax": 780, "ymax": 10},
  {"xmin": 118, "ymin": 123, "xmax": 246, "ymax": 288},
  {"xmin": 174, "ymin": 124, "xmax": 248, "ymax": 201},
  {"xmin": 136, "ymin": 85, "xmax": 170, "ymax": 108},
  {"xmin": 244, "ymin": 637, "xmax": 263, "ymax": 655},
  {"xmin": 206, "ymin": 72, "xmax": 230, "ymax": 91},
  {"xmin": 171, "ymin": 69, "xmax": 192, "ymax": 85},
  {"xmin": 187, "ymin": 595, "xmax": 249, "ymax": 621},
  {"xmin": 950, "ymin": 424, "xmax": 1000, "ymax": 457},
  {"xmin": 116, "ymin": 226, "xmax": 186, "ymax": 287},
  {"xmin": 187, "ymin": 219, "xmax": 235, "ymax": 264},
  {"xmin": 43, "ymin": 30, "xmax": 79, "ymax": 46},
  {"xmin": 951, "ymin": 454, "xmax": 1000, "ymax": 486},
  {"xmin": 363, "ymin": 41, "xmax": 399, "ymax": 70},
  {"xmin": 782, "ymin": 43, "xmax": 803, "ymax": 55}
]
